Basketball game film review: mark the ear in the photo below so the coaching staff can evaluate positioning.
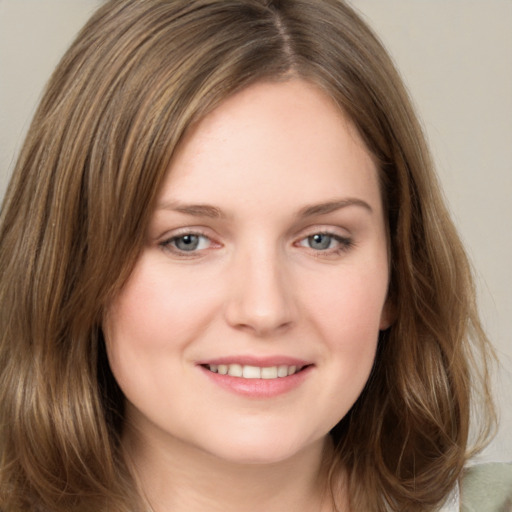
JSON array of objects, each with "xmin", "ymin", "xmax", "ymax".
[{"xmin": 379, "ymin": 298, "xmax": 396, "ymax": 331}]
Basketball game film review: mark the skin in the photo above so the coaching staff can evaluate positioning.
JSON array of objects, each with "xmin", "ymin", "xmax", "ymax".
[{"xmin": 104, "ymin": 79, "xmax": 391, "ymax": 512}]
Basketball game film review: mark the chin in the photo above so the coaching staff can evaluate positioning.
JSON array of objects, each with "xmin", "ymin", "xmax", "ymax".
[{"xmin": 197, "ymin": 429, "xmax": 324, "ymax": 466}]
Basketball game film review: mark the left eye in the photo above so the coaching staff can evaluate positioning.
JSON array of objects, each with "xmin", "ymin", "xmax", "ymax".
[
  {"xmin": 165, "ymin": 234, "xmax": 211, "ymax": 252},
  {"xmin": 298, "ymin": 233, "xmax": 347, "ymax": 251}
]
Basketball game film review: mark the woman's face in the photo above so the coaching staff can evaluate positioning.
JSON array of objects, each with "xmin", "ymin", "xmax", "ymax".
[{"xmin": 104, "ymin": 79, "xmax": 391, "ymax": 465}]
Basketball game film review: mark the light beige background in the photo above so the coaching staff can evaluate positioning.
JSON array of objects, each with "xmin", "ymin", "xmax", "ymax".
[{"xmin": 1, "ymin": 1, "xmax": 511, "ymax": 463}]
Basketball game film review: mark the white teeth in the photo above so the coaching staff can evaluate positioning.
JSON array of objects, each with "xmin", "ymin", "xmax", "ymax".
[
  {"xmin": 227, "ymin": 364, "xmax": 243, "ymax": 377},
  {"xmin": 242, "ymin": 365, "xmax": 261, "ymax": 379},
  {"xmin": 206, "ymin": 363, "xmax": 303, "ymax": 379},
  {"xmin": 261, "ymin": 366, "xmax": 278, "ymax": 379},
  {"xmin": 277, "ymin": 365, "xmax": 289, "ymax": 378}
]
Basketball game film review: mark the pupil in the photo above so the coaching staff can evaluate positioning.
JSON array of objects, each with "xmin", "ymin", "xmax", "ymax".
[
  {"xmin": 309, "ymin": 234, "xmax": 330, "ymax": 250},
  {"xmin": 176, "ymin": 235, "xmax": 199, "ymax": 251}
]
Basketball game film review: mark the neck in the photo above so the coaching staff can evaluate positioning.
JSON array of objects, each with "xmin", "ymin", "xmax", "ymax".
[{"xmin": 123, "ymin": 425, "xmax": 338, "ymax": 512}]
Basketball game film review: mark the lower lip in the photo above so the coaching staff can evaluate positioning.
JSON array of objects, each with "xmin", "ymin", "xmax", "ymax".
[{"xmin": 199, "ymin": 365, "xmax": 313, "ymax": 398}]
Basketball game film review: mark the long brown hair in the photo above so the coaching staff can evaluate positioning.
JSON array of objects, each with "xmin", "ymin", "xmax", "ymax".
[{"xmin": 0, "ymin": 1, "xmax": 495, "ymax": 510}]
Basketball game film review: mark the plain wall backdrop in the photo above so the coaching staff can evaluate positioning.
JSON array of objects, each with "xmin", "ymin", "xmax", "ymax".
[{"xmin": 1, "ymin": 0, "xmax": 511, "ymax": 463}]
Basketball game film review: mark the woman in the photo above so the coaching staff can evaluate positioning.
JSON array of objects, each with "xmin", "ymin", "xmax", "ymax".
[{"xmin": 0, "ymin": 1, "xmax": 498, "ymax": 511}]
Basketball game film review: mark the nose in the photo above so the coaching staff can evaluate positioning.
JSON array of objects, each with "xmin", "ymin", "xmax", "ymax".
[{"xmin": 224, "ymin": 246, "xmax": 297, "ymax": 337}]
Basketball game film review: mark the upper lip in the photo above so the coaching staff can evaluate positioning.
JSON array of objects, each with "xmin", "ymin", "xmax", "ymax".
[{"xmin": 197, "ymin": 355, "xmax": 312, "ymax": 367}]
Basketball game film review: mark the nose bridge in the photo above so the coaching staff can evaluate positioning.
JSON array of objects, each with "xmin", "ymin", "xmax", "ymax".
[{"xmin": 224, "ymin": 238, "xmax": 295, "ymax": 336}]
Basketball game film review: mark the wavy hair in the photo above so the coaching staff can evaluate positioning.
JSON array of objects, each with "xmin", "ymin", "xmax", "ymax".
[{"xmin": 0, "ymin": 1, "xmax": 495, "ymax": 510}]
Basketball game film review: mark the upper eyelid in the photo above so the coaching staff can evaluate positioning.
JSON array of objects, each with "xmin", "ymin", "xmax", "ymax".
[
  {"xmin": 295, "ymin": 232, "xmax": 352, "ymax": 246},
  {"xmin": 294, "ymin": 224, "xmax": 352, "ymax": 239},
  {"xmin": 158, "ymin": 229, "xmax": 214, "ymax": 248},
  {"xmin": 163, "ymin": 232, "xmax": 213, "ymax": 245},
  {"xmin": 157, "ymin": 226, "xmax": 213, "ymax": 241}
]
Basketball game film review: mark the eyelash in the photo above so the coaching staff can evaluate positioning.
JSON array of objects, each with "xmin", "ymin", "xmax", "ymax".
[
  {"xmin": 159, "ymin": 230, "xmax": 354, "ymax": 257},
  {"xmin": 159, "ymin": 230, "xmax": 213, "ymax": 257},
  {"xmin": 296, "ymin": 232, "xmax": 354, "ymax": 255}
]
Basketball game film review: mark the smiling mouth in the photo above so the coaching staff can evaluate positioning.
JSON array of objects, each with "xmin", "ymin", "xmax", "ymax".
[{"xmin": 202, "ymin": 364, "xmax": 308, "ymax": 379}]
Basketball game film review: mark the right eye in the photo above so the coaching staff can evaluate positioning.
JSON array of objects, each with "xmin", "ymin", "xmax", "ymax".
[
  {"xmin": 160, "ymin": 233, "xmax": 212, "ymax": 254},
  {"xmin": 296, "ymin": 231, "xmax": 353, "ymax": 254}
]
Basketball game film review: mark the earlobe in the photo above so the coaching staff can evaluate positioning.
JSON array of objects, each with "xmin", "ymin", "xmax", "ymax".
[{"xmin": 379, "ymin": 299, "xmax": 396, "ymax": 331}]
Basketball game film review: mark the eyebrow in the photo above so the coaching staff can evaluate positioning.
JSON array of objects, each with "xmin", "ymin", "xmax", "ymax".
[
  {"xmin": 156, "ymin": 201, "xmax": 226, "ymax": 219},
  {"xmin": 156, "ymin": 197, "xmax": 372, "ymax": 219},
  {"xmin": 297, "ymin": 198, "xmax": 373, "ymax": 218}
]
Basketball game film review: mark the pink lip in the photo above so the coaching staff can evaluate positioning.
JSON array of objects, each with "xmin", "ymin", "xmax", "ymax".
[{"xmin": 197, "ymin": 357, "xmax": 314, "ymax": 399}]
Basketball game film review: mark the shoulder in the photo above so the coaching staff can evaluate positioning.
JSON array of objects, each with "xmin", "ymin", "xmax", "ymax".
[{"xmin": 460, "ymin": 462, "xmax": 512, "ymax": 512}]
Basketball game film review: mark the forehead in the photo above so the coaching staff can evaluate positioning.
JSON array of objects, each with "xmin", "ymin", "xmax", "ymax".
[{"xmin": 159, "ymin": 79, "xmax": 381, "ymax": 215}]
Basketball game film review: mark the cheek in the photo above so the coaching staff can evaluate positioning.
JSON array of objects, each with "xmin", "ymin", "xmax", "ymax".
[
  {"xmin": 102, "ymin": 258, "xmax": 232, "ymax": 411},
  {"xmin": 305, "ymin": 266, "xmax": 388, "ymax": 341},
  {"xmin": 104, "ymin": 259, "xmax": 219, "ymax": 352},
  {"xmin": 101, "ymin": 260, "xmax": 220, "ymax": 417},
  {"xmin": 300, "ymin": 263, "xmax": 387, "ymax": 399}
]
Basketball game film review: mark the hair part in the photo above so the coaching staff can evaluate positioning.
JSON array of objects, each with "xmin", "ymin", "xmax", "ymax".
[{"xmin": 0, "ymin": 1, "xmax": 496, "ymax": 511}]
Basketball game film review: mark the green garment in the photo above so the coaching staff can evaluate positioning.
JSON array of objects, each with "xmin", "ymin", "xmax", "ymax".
[{"xmin": 461, "ymin": 463, "xmax": 512, "ymax": 512}]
